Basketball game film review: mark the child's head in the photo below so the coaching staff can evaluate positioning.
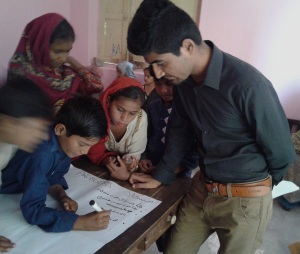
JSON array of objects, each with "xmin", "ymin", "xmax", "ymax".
[
  {"xmin": 49, "ymin": 19, "xmax": 75, "ymax": 68},
  {"xmin": 143, "ymin": 67, "xmax": 154, "ymax": 86},
  {"xmin": 116, "ymin": 61, "xmax": 136, "ymax": 79},
  {"xmin": 54, "ymin": 96, "xmax": 107, "ymax": 158},
  {"xmin": 101, "ymin": 77, "xmax": 145, "ymax": 128},
  {"xmin": 155, "ymin": 77, "xmax": 173, "ymax": 103},
  {"xmin": 0, "ymin": 75, "xmax": 52, "ymax": 152},
  {"xmin": 108, "ymin": 86, "xmax": 145, "ymax": 127}
]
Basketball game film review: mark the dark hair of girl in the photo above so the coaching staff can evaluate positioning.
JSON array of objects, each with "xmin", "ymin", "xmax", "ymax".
[
  {"xmin": 50, "ymin": 19, "xmax": 75, "ymax": 44},
  {"xmin": 110, "ymin": 86, "xmax": 146, "ymax": 106}
]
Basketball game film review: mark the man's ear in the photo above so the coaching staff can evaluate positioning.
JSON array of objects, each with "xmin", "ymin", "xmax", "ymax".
[
  {"xmin": 181, "ymin": 39, "xmax": 194, "ymax": 55},
  {"xmin": 54, "ymin": 123, "xmax": 67, "ymax": 136}
]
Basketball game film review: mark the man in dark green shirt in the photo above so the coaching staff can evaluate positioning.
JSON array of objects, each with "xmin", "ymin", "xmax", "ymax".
[{"xmin": 127, "ymin": 0, "xmax": 295, "ymax": 253}]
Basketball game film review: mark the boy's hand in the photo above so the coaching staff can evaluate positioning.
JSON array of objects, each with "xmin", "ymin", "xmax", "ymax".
[
  {"xmin": 49, "ymin": 185, "xmax": 78, "ymax": 212},
  {"xmin": 129, "ymin": 173, "xmax": 161, "ymax": 189},
  {"xmin": 61, "ymin": 197, "xmax": 78, "ymax": 212},
  {"xmin": 73, "ymin": 211, "xmax": 111, "ymax": 231},
  {"xmin": 138, "ymin": 159, "xmax": 155, "ymax": 173},
  {"xmin": 0, "ymin": 236, "xmax": 15, "ymax": 252}
]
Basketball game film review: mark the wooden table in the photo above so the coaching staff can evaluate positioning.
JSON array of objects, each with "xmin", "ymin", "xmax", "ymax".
[{"xmin": 72, "ymin": 156, "xmax": 192, "ymax": 254}]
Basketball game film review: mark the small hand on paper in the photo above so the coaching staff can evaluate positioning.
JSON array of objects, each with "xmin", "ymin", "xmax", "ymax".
[
  {"xmin": 0, "ymin": 236, "xmax": 15, "ymax": 253},
  {"xmin": 73, "ymin": 210, "xmax": 111, "ymax": 231},
  {"xmin": 129, "ymin": 173, "xmax": 161, "ymax": 189},
  {"xmin": 61, "ymin": 196, "xmax": 78, "ymax": 212},
  {"xmin": 49, "ymin": 184, "xmax": 78, "ymax": 212}
]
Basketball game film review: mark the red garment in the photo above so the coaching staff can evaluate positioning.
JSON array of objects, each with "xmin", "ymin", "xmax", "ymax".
[
  {"xmin": 8, "ymin": 13, "xmax": 103, "ymax": 113},
  {"xmin": 87, "ymin": 77, "xmax": 144, "ymax": 165}
]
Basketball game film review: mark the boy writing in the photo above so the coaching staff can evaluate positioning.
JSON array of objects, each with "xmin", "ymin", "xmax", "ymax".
[{"xmin": 0, "ymin": 96, "xmax": 110, "ymax": 233}]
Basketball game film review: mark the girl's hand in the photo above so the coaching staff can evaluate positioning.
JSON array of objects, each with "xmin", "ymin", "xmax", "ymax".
[
  {"xmin": 123, "ymin": 156, "xmax": 138, "ymax": 172},
  {"xmin": 106, "ymin": 156, "xmax": 131, "ymax": 181},
  {"xmin": 61, "ymin": 196, "xmax": 78, "ymax": 213}
]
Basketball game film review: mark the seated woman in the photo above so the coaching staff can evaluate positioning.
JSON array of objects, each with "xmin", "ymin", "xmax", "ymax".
[
  {"xmin": 8, "ymin": 13, "xmax": 103, "ymax": 114},
  {"xmin": 116, "ymin": 61, "xmax": 136, "ymax": 79},
  {"xmin": 87, "ymin": 77, "xmax": 147, "ymax": 181},
  {"xmin": 142, "ymin": 66, "xmax": 159, "ymax": 109}
]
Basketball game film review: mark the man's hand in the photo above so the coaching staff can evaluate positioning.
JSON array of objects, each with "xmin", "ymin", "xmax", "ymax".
[
  {"xmin": 129, "ymin": 173, "xmax": 161, "ymax": 189},
  {"xmin": 0, "ymin": 236, "xmax": 15, "ymax": 252}
]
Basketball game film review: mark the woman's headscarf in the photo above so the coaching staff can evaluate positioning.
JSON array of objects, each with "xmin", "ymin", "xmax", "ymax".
[
  {"xmin": 87, "ymin": 77, "xmax": 144, "ymax": 165},
  {"xmin": 8, "ymin": 13, "xmax": 82, "ymax": 110},
  {"xmin": 116, "ymin": 61, "xmax": 136, "ymax": 79}
]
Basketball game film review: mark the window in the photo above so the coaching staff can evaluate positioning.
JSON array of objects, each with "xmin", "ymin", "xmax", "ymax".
[{"xmin": 97, "ymin": 0, "xmax": 201, "ymax": 65}]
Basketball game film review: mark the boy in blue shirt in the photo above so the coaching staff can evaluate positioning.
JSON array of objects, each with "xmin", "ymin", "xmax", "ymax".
[{"xmin": 0, "ymin": 96, "xmax": 110, "ymax": 233}]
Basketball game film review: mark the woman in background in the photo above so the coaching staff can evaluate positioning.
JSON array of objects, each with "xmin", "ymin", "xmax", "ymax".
[
  {"xmin": 142, "ymin": 66, "xmax": 159, "ymax": 109},
  {"xmin": 8, "ymin": 13, "xmax": 103, "ymax": 114}
]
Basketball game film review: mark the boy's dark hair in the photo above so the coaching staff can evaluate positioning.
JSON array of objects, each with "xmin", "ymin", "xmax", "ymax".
[
  {"xmin": 55, "ymin": 96, "xmax": 107, "ymax": 139},
  {"xmin": 0, "ymin": 75, "xmax": 52, "ymax": 119},
  {"xmin": 110, "ymin": 86, "xmax": 146, "ymax": 106},
  {"xmin": 50, "ymin": 19, "xmax": 75, "ymax": 44},
  {"xmin": 127, "ymin": 0, "xmax": 202, "ymax": 56}
]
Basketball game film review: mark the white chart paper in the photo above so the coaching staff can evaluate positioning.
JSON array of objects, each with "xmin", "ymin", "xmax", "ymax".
[{"xmin": 0, "ymin": 166, "xmax": 161, "ymax": 254}]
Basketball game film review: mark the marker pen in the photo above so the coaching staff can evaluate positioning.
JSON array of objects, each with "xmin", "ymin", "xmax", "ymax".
[{"xmin": 89, "ymin": 200, "xmax": 103, "ymax": 212}]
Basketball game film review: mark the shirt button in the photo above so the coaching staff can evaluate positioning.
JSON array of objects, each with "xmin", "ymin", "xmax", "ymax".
[{"xmin": 203, "ymin": 130, "xmax": 208, "ymax": 134}]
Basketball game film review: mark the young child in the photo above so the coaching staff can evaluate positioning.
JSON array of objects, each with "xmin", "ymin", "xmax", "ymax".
[
  {"xmin": 139, "ymin": 77, "xmax": 199, "ymax": 177},
  {"xmin": 142, "ymin": 66, "xmax": 159, "ymax": 109},
  {"xmin": 8, "ymin": 13, "xmax": 103, "ymax": 114},
  {"xmin": 116, "ymin": 61, "xmax": 136, "ymax": 79},
  {"xmin": 87, "ymin": 77, "xmax": 147, "ymax": 181},
  {"xmin": 0, "ymin": 96, "xmax": 110, "ymax": 233},
  {"xmin": 139, "ymin": 77, "xmax": 199, "ymax": 253},
  {"xmin": 0, "ymin": 75, "xmax": 52, "ymax": 252}
]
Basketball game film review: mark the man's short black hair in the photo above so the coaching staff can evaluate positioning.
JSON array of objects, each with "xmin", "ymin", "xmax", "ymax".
[{"xmin": 127, "ymin": 0, "xmax": 202, "ymax": 56}]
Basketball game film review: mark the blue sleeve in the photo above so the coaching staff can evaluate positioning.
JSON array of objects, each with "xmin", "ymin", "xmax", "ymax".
[{"xmin": 20, "ymin": 152, "xmax": 78, "ymax": 232}]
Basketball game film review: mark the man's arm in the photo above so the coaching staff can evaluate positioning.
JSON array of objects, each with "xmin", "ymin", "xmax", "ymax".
[
  {"xmin": 151, "ymin": 86, "xmax": 195, "ymax": 184},
  {"xmin": 244, "ymin": 82, "xmax": 296, "ymax": 185}
]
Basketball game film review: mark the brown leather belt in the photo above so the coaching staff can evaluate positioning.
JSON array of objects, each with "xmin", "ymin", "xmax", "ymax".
[{"xmin": 204, "ymin": 176, "xmax": 271, "ymax": 198}]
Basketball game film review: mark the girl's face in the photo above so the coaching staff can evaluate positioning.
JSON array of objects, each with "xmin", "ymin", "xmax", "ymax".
[
  {"xmin": 49, "ymin": 40, "xmax": 73, "ymax": 68},
  {"xmin": 143, "ymin": 69, "xmax": 154, "ymax": 85},
  {"xmin": 109, "ymin": 97, "xmax": 142, "ymax": 127}
]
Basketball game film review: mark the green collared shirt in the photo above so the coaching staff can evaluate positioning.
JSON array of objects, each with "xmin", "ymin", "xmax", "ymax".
[{"xmin": 153, "ymin": 41, "xmax": 295, "ymax": 185}]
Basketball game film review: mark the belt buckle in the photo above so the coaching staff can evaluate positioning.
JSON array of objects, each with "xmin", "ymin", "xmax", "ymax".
[{"xmin": 212, "ymin": 185, "xmax": 218, "ymax": 194}]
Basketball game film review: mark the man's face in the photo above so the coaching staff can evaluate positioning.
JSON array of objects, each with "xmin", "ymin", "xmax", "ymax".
[{"xmin": 144, "ymin": 49, "xmax": 192, "ymax": 85}]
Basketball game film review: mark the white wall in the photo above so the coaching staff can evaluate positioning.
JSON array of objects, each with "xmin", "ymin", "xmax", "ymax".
[{"xmin": 200, "ymin": 0, "xmax": 300, "ymax": 119}]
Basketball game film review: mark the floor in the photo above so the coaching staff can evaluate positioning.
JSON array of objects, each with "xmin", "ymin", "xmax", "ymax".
[{"xmin": 144, "ymin": 196, "xmax": 300, "ymax": 254}]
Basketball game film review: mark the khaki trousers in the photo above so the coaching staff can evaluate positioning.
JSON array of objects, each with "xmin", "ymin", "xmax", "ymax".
[{"xmin": 165, "ymin": 171, "xmax": 273, "ymax": 254}]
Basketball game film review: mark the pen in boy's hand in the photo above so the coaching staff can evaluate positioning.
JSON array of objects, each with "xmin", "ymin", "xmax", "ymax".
[{"xmin": 89, "ymin": 200, "xmax": 103, "ymax": 212}]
